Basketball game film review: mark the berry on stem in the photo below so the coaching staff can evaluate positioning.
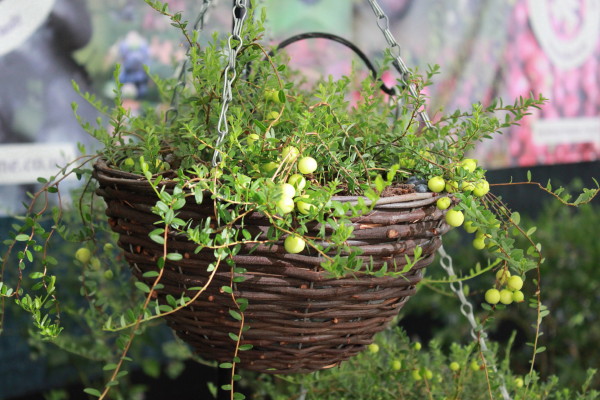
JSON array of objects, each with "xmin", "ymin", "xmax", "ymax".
[
  {"xmin": 496, "ymin": 268, "xmax": 511, "ymax": 284},
  {"xmin": 436, "ymin": 197, "xmax": 452, "ymax": 210},
  {"xmin": 75, "ymin": 247, "xmax": 92, "ymax": 264},
  {"xmin": 445, "ymin": 180, "xmax": 459, "ymax": 193},
  {"xmin": 367, "ymin": 343, "xmax": 379, "ymax": 353},
  {"xmin": 507, "ymin": 275, "xmax": 524, "ymax": 291},
  {"xmin": 284, "ymin": 235, "xmax": 305, "ymax": 254},
  {"xmin": 499, "ymin": 289, "xmax": 514, "ymax": 305},
  {"xmin": 276, "ymin": 197, "xmax": 295, "ymax": 214},
  {"xmin": 512, "ymin": 290, "xmax": 525, "ymax": 303},
  {"xmin": 445, "ymin": 209, "xmax": 465, "ymax": 227},
  {"xmin": 287, "ymin": 174, "xmax": 306, "ymax": 191},
  {"xmin": 463, "ymin": 220, "xmax": 478, "ymax": 233},
  {"xmin": 282, "ymin": 146, "xmax": 299, "ymax": 162},
  {"xmin": 266, "ymin": 111, "xmax": 280, "ymax": 121},
  {"xmin": 473, "ymin": 179, "xmax": 490, "ymax": 197},
  {"xmin": 485, "ymin": 288, "xmax": 500, "ymax": 304},
  {"xmin": 459, "ymin": 158, "xmax": 477, "ymax": 172},
  {"xmin": 515, "ymin": 378, "xmax": 524, "ymax": 388},
  {"xmin": 473, "ymin": 236, "xmax": 486, "ymax": 250},
  {"xmin": 279, "ymin": 183, "xmax": 296, "ymax": 199},
  {"xmin": 296, "ymin": 197, "xmax": 316, "ymax": 215},
  {"xmin": 427, "ymin": 176, "xmax": 445, "ymax": 193},
  {"xmin": 247, "ymin": 133, "xmax": 260, "ymax": 146},
  {"xmin": 412, "ymin": 369, "xmax": 422, "ymax": 381},
  {"xmin": 298, "ymin": 157, "xmax": 318, "ymax": 174}
]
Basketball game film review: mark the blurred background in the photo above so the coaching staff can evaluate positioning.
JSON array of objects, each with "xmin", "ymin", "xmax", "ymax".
[{"xmin": 0, "ymin": 0, "xmax": 598, "ymax": 398}]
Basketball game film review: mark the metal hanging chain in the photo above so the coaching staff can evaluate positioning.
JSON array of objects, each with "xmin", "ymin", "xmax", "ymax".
[
  {"xmin": 212, "ymin": 0, "xmax": 248, "ymax": 167},
  {"xmin": 365, "ymin": 0, "xmax": 432, "ymax": 129},
  {"xmin": 365, "ymin": 2, "xmax": 507, "ymax": 395},
  {"xmin": 165, "ymin": 0, "xmax": 214, "ymax": 125},
  {"xmin": 438, "ymin": 245, "xmax": 511, "ymax": 400}
]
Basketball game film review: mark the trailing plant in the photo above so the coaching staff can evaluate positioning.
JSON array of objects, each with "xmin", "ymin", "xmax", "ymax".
[
  {"xmin": 0, "ymin": 2, "xmax": 598, "ymax": 399},
  {"xmin": 249, "ymin": 326, "xmax": 600, "ymax": 400},
  {"xmin": 410, "ymin": 198, "xmax": 600, "ymax": 390}
]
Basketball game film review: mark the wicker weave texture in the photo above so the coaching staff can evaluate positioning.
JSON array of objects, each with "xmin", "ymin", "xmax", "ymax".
[{"xmin": 93, "ymin": 159, "xmax": 449, "ymax": 374}]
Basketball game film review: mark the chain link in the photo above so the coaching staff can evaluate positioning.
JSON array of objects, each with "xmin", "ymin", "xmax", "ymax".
[
  {"xmin": 365, "ymin": 0, "xmax": 432, "ymax": 129},
  {"xmin": 212, "ymin": 0, "xmax": 248, "ymax": 167},
  {"xmin": 438, "ymin": 245, "xmax": 511, "ymax": 400}
]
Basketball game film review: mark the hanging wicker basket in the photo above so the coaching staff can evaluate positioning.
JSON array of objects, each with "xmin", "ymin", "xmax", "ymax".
[{"xmin": 93, "ymin": 159, "xmax": 450, "ymax": 374}]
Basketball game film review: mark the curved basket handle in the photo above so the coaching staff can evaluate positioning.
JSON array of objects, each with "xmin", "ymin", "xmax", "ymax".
[{"xmin": 273, "ymin": 32, "xmax": 398, "ymax": 96}]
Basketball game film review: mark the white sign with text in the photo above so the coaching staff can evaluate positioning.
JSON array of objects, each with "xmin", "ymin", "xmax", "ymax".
[
  {"xmin": 532, "ymin": 117, "xmax": 600, "ymax": 146},
  {"xmin": 0, "ymin": 143, "xmax": 78, "ymax": 185},
  {"xmin": 0, "ymin": 0, "xmax": 56, "ymax": 56}
]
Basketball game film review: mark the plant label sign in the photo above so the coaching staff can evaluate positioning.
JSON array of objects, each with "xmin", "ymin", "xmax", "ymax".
[
  {"xmin": 532, "ymin": 117, "xmax": 600, "ymax": 146},
  {"xmin": 0, "ymin": 0, "xmax": 56, "ymax": 57},
  {"xmin": 0, "ymin": 143, "xmax": 76, "ymax": 185}
]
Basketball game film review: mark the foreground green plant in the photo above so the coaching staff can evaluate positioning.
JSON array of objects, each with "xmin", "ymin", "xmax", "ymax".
[{"xmin": 249, "ymin": 327, "xmax": 599, "ymax": 400}]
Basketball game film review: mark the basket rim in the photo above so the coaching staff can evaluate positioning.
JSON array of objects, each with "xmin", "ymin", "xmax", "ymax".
[{"xmin": 93, "ymin": 158, "xmax": 443, "ymax": 207}]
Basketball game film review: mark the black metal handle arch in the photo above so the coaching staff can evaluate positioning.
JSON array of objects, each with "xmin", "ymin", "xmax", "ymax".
[{"xmin": 273, "ymin": 32, "xmax": 397, "ymax": 96}]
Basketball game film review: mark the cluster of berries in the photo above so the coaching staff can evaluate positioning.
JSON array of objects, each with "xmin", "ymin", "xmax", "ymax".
[{"xmin": 484, "ymin": 269, "xmax": 525, "ymax": 305}]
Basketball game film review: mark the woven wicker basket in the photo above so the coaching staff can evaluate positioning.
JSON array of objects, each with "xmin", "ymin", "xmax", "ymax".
[{"xmin": 93, "ymin": 159, "xmax": 450, "ymax": 374}]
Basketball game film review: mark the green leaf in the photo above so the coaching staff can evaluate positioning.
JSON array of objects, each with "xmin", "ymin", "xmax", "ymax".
[
  {"xmin": 194, "ymin": 187, "xmax": 204, "ymax": 204},
  {"xmin": 229, "ymin": 310, "xmax": 242, "ymax": 321},
  {"xmin": 134, "ymin": 282, "xmax": 151, "ymax": 293},
  {"xmin": 277, "ymin": 90, "xmax": 286, "ymax": 103},
  {"xmin": 166, "ymin": 252, "xmax": 183, "ymax": 261},
  {"xmin": 253, "ymin": 119, "xmax": 267, "ymax": 133},
  {"xmin": 221, "ymin": 286, "xmax": 233, "ymax": 294},
  {"xmin": 83, "ymin": 388, "xmax": 102, "ymax": 397},
  {"xmin": 15, "ymin": 234, "xmax": 30, "ymax": 242},
  {"xmin": 103, "ymin": 363, "xmax": 118, "ymax": 371},
  {"xmin": 510, "ymin": 212, "xmax": 521, "ymax": 225}
]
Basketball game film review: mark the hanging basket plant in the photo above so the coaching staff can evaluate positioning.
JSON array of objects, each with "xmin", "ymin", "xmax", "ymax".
[
  {"xmin": 1, "ymin": 0, "xmax": 598, "ymax": 397},
  {"xmin": 93, "ymin": 158, "xmax": 449, "ymax": 373}
]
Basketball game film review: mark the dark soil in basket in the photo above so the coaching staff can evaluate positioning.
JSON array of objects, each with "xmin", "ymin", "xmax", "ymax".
[{"xmin": 381, "ymin": 184, "xmax": 416, "ymax": 197}]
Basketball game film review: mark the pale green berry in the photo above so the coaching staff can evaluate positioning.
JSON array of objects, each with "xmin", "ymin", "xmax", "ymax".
[
  {"xmin": 75, "ymin": 247, "xmax": 92, "ymax": 264},
  {"xmin": 298, "ymin": 157, "xmax": 318, "ymax": 175},
  {"xmin": 279, "ymin": 183, "xmax": 296, "ymax": 199},
  {"xmin": 512, "ymin": 290, "xmax": 525, "ymax": 303},
  {"xmin": 485, "ymin": 288, "xmax": 500, "ymax": 305},
  {"xmin": 499, "ymin": 289, "xmax": 514, "ymax": 305},
  {"xmin": 284, "ymin": 235, "xmax": 305, "ymax": 254},
  {"xmin": 368, "ymin": 343, "xmax": 379, "ymax": 353},
  {"xmin": 436, "ymin": 197, "xmax": 452, "ymax": 210},
  {"xmin": 427, "ymin": 176, "xmax": 445, "ymax": 193},
  {"xmin": 507, "ymin": 275, "xmax": 524, "ymax": 291},
  {"xmin": 463, "ymin": 220, "xmax": 478, "ymax": 233},
  {"xmin": 445, "ymin": 209, "xmax": 465, "ymax": 227},
  {"xmin": 495, "ymin": 268, "xmax": 511, "ymax": 284}
]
